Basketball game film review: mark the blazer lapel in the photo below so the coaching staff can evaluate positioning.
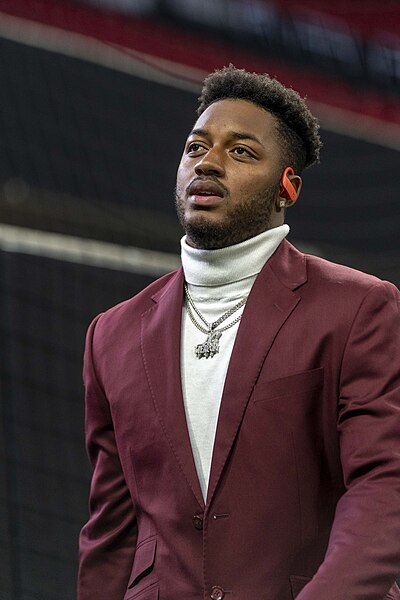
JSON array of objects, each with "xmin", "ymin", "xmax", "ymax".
[
  {"xmin": 141, "ymin": 268, "xmax": 205, "ymax": 510},
  {"xmin": 206, "ymin": 240, "xmax": 307, "ymax": 506}
]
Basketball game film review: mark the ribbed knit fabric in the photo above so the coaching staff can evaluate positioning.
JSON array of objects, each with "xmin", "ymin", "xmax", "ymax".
[{"xmin": 180, "ymin": 225, "xmax": 289, "ymax": 500}]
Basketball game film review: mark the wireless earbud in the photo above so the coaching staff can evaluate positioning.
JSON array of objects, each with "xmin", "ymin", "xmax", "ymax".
[{"xmin": 280, "ymin": 167, "xmax": 297, "ymax": 202}]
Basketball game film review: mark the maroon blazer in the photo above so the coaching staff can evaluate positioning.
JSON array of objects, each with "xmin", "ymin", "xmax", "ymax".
[{"xmin": 78, "ymin": 240, "xmax": 400, "ymax": 600}]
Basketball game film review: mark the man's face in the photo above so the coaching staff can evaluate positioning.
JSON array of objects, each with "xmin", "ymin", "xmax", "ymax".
[{"xmin": 175, "ymin": 98, "xmax": 284, "ymax": 249}]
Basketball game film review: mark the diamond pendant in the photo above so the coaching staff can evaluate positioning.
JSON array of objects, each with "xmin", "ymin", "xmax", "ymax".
[{"xmin": 195, "ymin": 330, "xmax": 222, "ymax": 359}]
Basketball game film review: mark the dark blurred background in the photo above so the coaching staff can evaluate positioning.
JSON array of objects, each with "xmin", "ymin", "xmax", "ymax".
[{"xmin": 0, "ymin": 1, "xmax": 399, "ymax": 598}]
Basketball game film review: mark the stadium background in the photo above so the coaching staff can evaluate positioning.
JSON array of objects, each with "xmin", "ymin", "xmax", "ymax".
[{"xmin": 0, "ymin": 1, "xmax": 399, "ymax": 598}]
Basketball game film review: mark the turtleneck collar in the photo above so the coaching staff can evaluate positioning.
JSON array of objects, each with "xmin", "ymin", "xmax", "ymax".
[{"xmin": 181, "ymin": 224, "xmax": 289, "ymax": 287}]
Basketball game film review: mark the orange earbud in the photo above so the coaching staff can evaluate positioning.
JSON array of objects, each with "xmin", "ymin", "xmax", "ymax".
[{"xmin": 280, "ymin": 167, "xmax": 297, "ymax": 202}]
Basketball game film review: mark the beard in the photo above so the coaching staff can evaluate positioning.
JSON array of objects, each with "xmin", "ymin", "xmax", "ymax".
[{"xmin": 175, "ymin": 181, "xmax": 280, "ymax": 250}]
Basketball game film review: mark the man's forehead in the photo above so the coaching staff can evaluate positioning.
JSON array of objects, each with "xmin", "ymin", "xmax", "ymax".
[{"xmin": 191, "ymin": 98, "xmax": 277, "ymax": 140}]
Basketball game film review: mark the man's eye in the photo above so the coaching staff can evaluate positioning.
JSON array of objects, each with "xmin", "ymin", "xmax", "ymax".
[
  {"xmin": 187, "ymin": 143, "xmax": 204, "ymax": 153},
  {"xmin": 232, "ymin": 146, "xmax": 251, "ymax": 157}
]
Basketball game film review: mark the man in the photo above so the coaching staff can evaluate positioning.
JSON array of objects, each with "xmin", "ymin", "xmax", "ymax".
[{"xmin": 78, "ymin": 66, "xmax": 400, "ymax": 600}]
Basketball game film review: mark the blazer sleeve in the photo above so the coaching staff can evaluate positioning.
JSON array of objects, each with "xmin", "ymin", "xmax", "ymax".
[
  {"xmin": 78, "ymin": 315, "xmax": 138, "ymax": 600},
  {"xmin": 298, "ymin": 281, "xmax": 400, "ymax": 600}
]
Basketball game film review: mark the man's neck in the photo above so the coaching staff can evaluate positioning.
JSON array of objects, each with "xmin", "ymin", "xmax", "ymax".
[{"xmin": 181, "ymin": 224, "xmax": 290, "ymax": 287}]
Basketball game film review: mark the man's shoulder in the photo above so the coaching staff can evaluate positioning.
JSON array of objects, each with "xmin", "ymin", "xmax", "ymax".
[
  {"xmin": 278, "ymin": 240, "xmax": 398, "ymax": 300},
  {"xmin": 302, "ymin": 249, "xmax": 399, "ymax": 305},
  {"xmin": 90, "ymin": 268, "xmax": 182, "ymax": 339},
  {"xmin": 305, "ymin": 252, "xmax": 380, "ymax": 288}
]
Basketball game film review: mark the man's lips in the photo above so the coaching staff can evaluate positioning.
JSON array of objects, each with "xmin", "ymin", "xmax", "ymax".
[
  {"xmin": 187, "ymin": 179, "xmax": 226, "ymax": 206},
  {"xmin": 190, "ymin": 195, "xmax": 224, "ymax": 206}
]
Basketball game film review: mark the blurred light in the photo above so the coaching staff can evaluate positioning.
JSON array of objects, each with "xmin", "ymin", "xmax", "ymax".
[{"xmin": 81, "ymin": 0, "xmax": 158, "ymax": 16}]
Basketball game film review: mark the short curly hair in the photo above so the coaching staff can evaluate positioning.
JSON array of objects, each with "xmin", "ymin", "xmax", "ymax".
[{"xmin": 198, "ymin": 65, "xmax": 322, "ymax": 172}]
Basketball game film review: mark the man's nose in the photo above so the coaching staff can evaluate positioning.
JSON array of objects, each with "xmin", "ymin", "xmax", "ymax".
[{"xmin": 194, "ymin": 148, "xmax": 225, "ymax": 177}]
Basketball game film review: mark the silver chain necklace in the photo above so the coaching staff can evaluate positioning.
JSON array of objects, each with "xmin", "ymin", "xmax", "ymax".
[{"xmin": 184, "ymin": 282, "xmax": 246, "ymax": 359}]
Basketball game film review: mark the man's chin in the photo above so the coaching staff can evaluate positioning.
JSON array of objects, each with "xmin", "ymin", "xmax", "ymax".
[
  {"xmin": 176, "ymin": 192, "xmax": 275, "ymax": 249},
  {"xmin": 183, "ymin": 215, "xmax": 232, "ymax": 250},
  {"xmin": 183, "ymin": 214, "xmax": 257, "ymax": 250}
]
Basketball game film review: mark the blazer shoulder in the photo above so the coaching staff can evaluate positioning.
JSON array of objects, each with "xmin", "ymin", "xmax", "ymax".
[
  {"xmin": 300, "ymin": 252, "xmax": 400, "ymax": 325},
  {"xmin": 271, "ymin": 240, "xmax": 398, "ymax": 299},
  {"xmin": 304, "ymin": 252, "xmax": 397, "ymax": 293},
  {"xmin": 89, "ymin": 268, "xmax": 182, "ymax": 343}
]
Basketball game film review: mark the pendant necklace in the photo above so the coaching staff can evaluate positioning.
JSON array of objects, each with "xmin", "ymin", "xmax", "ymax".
[{"xmin": 184, "ymin": 282, "xmax": 246, "ymax": 359}]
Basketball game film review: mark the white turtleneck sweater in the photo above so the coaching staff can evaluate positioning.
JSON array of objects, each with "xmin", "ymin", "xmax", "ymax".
[{"xmin": 180, "ymin": 224, "xmax": 289, "ymax": 500}]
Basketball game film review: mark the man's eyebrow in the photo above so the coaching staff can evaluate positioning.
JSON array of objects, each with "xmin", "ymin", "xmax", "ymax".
[
  {"xmin": 188, "ymin": 128, "xmax": 209, "ymax": 138},
  {"xmin": 188, "ymin": 128, "xmax": 264, "ymax": 147},
  {"xmin": 229, "ymin": 131, "xmax": 264, "ymax": 146}
]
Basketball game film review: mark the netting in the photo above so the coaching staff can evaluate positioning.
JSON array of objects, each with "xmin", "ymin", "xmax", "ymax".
[{"xmin": 0, "ymin": 22, "xmax": 191, "ymax": 600}]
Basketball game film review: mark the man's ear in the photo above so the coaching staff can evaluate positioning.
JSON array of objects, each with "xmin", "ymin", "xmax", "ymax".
[{"xmin": 277, "ymin": 167, "xmax": 302, "ymax": 210}]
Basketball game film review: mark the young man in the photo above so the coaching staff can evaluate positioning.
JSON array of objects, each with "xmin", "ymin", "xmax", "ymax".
[{"xmin": 78, "ymin": 66, "xmax": 400, "ymax": 600}]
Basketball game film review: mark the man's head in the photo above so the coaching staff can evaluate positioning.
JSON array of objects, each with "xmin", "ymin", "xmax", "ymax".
[{"xmin": 175, "ymin": 65, "xmax": 322, "ymax": 249}]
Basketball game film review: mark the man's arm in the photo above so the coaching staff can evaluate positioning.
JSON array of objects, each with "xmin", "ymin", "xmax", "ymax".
[
  {"xmin": 299, "ymin": 281, "xmax": 400, "ymax": 600},
  {"xmin": 78, "ymin": 315, "xmax": 137, "ymax": 600}
]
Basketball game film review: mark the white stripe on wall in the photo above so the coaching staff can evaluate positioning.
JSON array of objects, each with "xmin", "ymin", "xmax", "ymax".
[{"xmin": 0, "ymin": 223, "xmax": 181, "ymax": 276}]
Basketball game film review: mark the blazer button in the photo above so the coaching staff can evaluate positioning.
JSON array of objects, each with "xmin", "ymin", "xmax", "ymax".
[
  {"xmin": 210, "ymin": 585, "xmax": 225, "ymax": 600},
  {"xmin": 192, "ymin": 514, "xmax": 203, "ymax": 530}
]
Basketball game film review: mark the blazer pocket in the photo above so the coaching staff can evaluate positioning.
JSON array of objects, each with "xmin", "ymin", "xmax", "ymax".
[
  {"xmin": 127, "ymin": 536, "xmax": 157, "ymax": 589},
  {"xmin": 290, "ymin": 575, "xmax": 311, "ymax": 598},
  {"xmin": 253, "ymin": 367, "xmax": 324, "ymax": 403},
  {"xmin": 125, "ymin": 581, "xmax": 159, "ymax": 600}
]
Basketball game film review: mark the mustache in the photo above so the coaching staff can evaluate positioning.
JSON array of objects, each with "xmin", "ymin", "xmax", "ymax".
[{"xmin": 186, "ymin": 176, "xmax": 229, "ymax": 197}]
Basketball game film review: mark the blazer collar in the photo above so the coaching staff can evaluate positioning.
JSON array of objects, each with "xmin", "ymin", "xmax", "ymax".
[
  {"xmin": 206, "ymin": 239, "xmax": 307, "ymax": 505},
  {"xmin": 141, "ymin": 268, "xmax": 205, "ymax": 509},
  {"xmin": 141, "ymin": 240, "xmax": 307, "ymax": 510}
]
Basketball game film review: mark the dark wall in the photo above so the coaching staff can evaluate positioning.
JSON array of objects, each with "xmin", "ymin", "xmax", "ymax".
[
  {"xmin": 0, "ymin": 250, "xmax": 155, "ymax": 600},
  {"xmin": 1, "ymin": 36, "xmax": 399, "ymax": 280}
]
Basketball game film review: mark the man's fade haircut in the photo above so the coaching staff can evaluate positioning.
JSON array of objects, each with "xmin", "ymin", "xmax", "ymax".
[{"xmin": 197, "ymin": 65, "xmax": 322, "ymax": 173}]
